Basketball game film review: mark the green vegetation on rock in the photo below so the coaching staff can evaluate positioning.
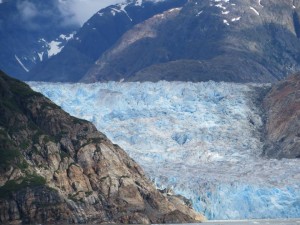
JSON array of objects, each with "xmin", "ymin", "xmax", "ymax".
[
  {"xmin": 0, "ymin": 174, "xmax": 46, "ymax": 199},
  {"xmin": 0, "ymin": 130, "xmax": 21, "ymax": 170}
]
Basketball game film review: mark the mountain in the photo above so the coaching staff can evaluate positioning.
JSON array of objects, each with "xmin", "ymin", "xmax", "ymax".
[
  {"xmin": 2, "ymin": 0, "xmax": 300, "ymax": 83},
  {"xmin": 0, "ymin": 0, "xmax": 79, "ymax": 80},
  {"xmin": 28, "ymin": 0, "xmax": 188, "ymax": 82},
  {"xmin": 0, "ymin": 70, "xmax": 204, "ymax": 224},
  {"xmin": 82, "ymin": 0, "xmax": 300, "ymax": 83},
  {"xmin": 263, "ymin": 72, "xmax": 300, "ymax": 159}
]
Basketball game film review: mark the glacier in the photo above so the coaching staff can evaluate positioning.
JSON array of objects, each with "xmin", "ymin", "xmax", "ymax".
[{"xmin": 29, "ymin": 81, "xmax": 300, "ymax": 220}]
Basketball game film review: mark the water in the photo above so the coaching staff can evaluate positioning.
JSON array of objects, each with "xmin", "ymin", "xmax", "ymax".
[{"xmin": 201, "ymin": 219, "xmax": 300, "ymax": 224}]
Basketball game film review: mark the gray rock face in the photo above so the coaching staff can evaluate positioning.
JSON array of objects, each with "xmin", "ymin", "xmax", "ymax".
[
  {"xmin": 0, "ymin": 71, "xmax": 204, "ymax": 224},
  {"xmin": 263, "ymin": 72, "xmax": 300, "ymax": 159},
  {"xmin": 82, "ymin": 0, "xmax": 300, "ymax": 83}
]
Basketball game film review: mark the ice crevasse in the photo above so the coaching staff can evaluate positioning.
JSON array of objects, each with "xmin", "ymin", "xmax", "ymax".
[{"xmin": 29, "ymin": 81, "xmax": 300, "ymax": 220}]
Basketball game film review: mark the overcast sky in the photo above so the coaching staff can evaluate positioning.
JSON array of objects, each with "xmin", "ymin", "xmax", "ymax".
[
  {"xmin": 13, "ymin": 0, "xmax": 163, "ymax": 28},
  {"xmin": 13, "ymin": 0, "xmax": 126, "ymax": 27},
  {"xmin": 58, "ymin": 0, "xmax": 125, "ymax": 26}
]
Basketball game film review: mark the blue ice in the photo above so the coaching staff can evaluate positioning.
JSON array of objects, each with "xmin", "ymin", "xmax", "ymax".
[{"xmin": 29, "ymin": 81, "xmax": 300, "ymax": 220}]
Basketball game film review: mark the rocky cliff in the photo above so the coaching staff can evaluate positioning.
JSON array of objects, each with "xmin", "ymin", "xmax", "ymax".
[
  {"xmin": 0, "ymin": 70, "xmax": 204, "ymax": 224},
  {"xmin": 263, "ymin": 72, "xmax": 300, "ymax": 159}
]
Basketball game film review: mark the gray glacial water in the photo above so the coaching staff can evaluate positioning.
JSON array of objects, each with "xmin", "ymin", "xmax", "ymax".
[{"xmin": 201, "ymin": 219, "xmax": 300, "ymax": 224}]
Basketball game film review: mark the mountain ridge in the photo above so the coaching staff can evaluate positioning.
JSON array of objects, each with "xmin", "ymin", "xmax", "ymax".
[
  {"xmin": 28, "ymin": 0, "xmax": 188, "ymax": 82},
  {"xmin": 82, "ymin": 0, "xmax": 300, "ymax": 83},
  {"xmin": 2, "ymin": 0, "xmax": 300, "ymax": 83}
]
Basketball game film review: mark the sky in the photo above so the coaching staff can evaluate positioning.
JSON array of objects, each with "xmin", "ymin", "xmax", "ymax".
[
  {"xmin": 12, "ymin": 0, "xmax": 126, "ymax": 27},
  {"xmin": 12, "ymin": 0, "xmax": 163, "ymax": 28}
]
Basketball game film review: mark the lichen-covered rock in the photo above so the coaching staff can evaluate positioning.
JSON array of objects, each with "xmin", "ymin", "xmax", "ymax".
[
  {"xmin": 263, "ymin": 72, "xmax": 300, "ymax": 158},
  {"xmin": 0, "ymin": 71, "xmax": 204, "ymax": 224}
]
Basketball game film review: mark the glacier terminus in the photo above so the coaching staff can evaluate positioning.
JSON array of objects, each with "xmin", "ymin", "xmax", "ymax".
[{"xmin": 29, "ymin": 81, "xmax": 300, "ymax": 220}]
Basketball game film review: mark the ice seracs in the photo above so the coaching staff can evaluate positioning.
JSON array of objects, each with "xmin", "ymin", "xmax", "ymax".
[{"xmin": 29, "ymin": 81, "xmax": 300, "ymax": 220}]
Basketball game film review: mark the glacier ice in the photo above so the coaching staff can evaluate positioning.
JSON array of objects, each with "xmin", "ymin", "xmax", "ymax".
[{"xmin": 29, "ymin": 81, "xmax": 300, "ymax": 220}]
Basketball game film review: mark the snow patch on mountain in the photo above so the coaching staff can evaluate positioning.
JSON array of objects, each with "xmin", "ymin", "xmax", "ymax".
[
  {"xmin": 29, "ymin": 81, "xmax": 300, "ymax": 220},
  {"xmin": 108, "ymin": 3, "xmax": 133, "ymax": 21},
  {"xmin": 107, "ymin": 0, "xmax": 171, "ymax": 21},
  {"xmin": 119, "ymin": 3, "xmax": 133, "ymax": 21},
  {"xmin": 223, "ymin": 19, "xmax": 230, "ymax": 25},
  {"xmin": 250, "ymin": 6, "xmax": 260, "ymax": 15},
  {"xmin": 37, "ymin": 33, "xmax": 74, "ymax": 59},
  {"xmin": 196, "ymin": 10, "xmax": 203, "ymax": 16},
  {"xmin": 231, "ymin": 16, "xmax": 241, "ymax": 22},
  {"xmin": 208, "ymin": 0, "xmax": 243, "ymax": 26},
  {"xmin": 37, "ymin": 52, "xmax": 44, "ymax": 61},
  {"xmin": 47, "ymin": 41, "xmax": 63, "ymax": 57},
  {"xmin": 215, "ymin": 3, "xmax": 227, "ymax": 10},
  {"xmin": 15, "ymin": 55, "xmax": 29, "ymax": 72},
  {"xmin": 59, "ymin": 33, "xmax": 74, "ymax": 41}
]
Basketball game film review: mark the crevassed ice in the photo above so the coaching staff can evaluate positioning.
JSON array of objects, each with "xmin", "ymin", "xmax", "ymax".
[{"xmin": 29, "ymin": 81, "xmax": 300, "ymax": 220}]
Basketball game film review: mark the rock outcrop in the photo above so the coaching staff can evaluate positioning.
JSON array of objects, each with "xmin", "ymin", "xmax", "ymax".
[
  {"xmin": 263, "ymin": 72, "xmax": 300, "ymax": 159},
  {"xmin": 0, "ymin": 70, "xmax": 204, "ymax": 224}
]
